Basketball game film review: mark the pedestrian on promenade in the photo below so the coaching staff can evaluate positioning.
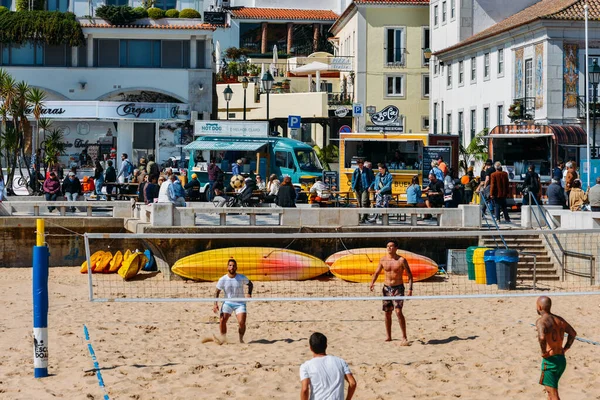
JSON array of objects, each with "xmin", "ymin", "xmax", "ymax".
[
  {"xmin": 351, "ymin": 158, "xmax": 373, "ymax": 223},
  {"xmin": 276, "ymin": 176, "xmax": 296, "ymax": 208},
  {"xmin": 568, "ymin": 179, "xmax": 589, "ymax": 211},
  {"xmin": 43, "ymin": 172, "xmax": 61, "ymax": 212},
  {"xmin": 104, "ymin": 160, "xmax": 117, "ymax": 196},
  {"xmin": 489, "ymin": 161, "xmax": 511, "ymax": 223},
  {"xmin": 94, "ymin": 160, "xmax": 104, "ymax": 196},
  {"xmin": 588, "ymin": 177, "xmax": 600, "ymax": 212},
  {"xmin": 62, "ymin": 172, "xmax": 82, "ymax": 212}
]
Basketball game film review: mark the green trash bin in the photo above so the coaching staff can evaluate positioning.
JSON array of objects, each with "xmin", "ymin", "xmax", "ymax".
[{"xmin": 466, "ymin": 246, "xmax": 479, "ymax": 281}]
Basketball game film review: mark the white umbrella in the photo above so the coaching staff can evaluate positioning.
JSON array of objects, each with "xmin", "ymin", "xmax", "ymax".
[
  {"xmin": 215, "ymin": 40, "xmax": 221, "ymax": 74},
  {"xmin": 270, "ymin": 45, "xmax": 278, "ymax": 76},
  {"xmin": 290, "ymin": 61, "xmax": 330, "ymax": 75}
]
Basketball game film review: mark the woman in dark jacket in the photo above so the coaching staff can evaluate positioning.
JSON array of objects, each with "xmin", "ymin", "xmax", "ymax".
[
  {"xmin": 43, "ymin": 172, "xmax": 61, "ymax": 212},
  {"xmin": 104, "ymin": 160, "xmax": 117, "ymax": 196},
  {"xmin": 276, "ymin": 176, "xmax": 296, "ymax": 208},
  {"xmin": 94, "ymin": 160, "xmax": 104, "ymax": 196},
  {"xmin": 522, "ymin": 164, "xmax": 540, "ymax": 205}
]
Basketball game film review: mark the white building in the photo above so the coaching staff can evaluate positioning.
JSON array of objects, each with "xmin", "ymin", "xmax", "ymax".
[
  {"xmin": 1, "ymin": 0, "xmax": 215, "ymax": 169},
  {"xmin": 429, "ymin": 0, "xmax": 599, "ymax": 153}
]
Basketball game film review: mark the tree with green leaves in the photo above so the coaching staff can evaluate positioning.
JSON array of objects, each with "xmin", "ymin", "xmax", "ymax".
[
  {"xmin": 313, "ymin": 144, "xmax": 339, "ymax": 171},
  {"xmin": 459, "ymin": 129, "xmax": 489, "ymax": 176}
]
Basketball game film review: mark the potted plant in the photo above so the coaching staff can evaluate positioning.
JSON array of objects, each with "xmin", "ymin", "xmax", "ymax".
[
  {"xmin": 227, "ymin": 61, "xmax": 239, "ymax": 78},
  {"xmin": 508, "ymin": 100, "xmax": 523, "ymax": 122}
]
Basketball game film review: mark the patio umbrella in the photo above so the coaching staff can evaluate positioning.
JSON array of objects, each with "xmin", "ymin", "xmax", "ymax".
[
  {"xmin": 270, "ymin": 45, "xmax": 278, "ymax": 76},
  {"xmin": 215, "ymin": 40, "xmax": 221, "ymax": 74}
]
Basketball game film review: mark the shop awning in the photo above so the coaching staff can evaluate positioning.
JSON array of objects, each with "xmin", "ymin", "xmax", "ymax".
[
  {"xmin": 184, "ymin": 140, "xmax": 268, "ymax": 152},
  {"xmin": 488, "ymin": 124, "xmax": 587, "ymax": 145}
]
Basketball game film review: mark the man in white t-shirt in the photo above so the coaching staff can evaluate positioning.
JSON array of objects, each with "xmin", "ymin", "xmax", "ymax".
[
  {"xmin": 300, "ymin": 332, "xmax": 357, "ymax": 400},
  {"xmin": 213, "ymin": 259, "xmax": 253, "ymax": 343}
]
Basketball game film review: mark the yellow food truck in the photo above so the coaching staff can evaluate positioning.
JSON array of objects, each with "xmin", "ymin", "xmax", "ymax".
[{"xmin": 338, "ymin": 132, "xmax": 429, "ymax": 196}]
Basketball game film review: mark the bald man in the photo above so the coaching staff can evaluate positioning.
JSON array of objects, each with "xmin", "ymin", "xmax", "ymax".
[{"xmin": 535, "ymin": 296, "xmax": 577, "ymax": 400}]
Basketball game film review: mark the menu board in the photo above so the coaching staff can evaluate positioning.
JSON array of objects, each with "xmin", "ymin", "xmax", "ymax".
[
  {"xmin": 422, "ymin": 146, "xmax": 451, "ymax": 186},
  {"xmin": 323, "ymin": 171, "xmax": 339, "ymax": 191}
]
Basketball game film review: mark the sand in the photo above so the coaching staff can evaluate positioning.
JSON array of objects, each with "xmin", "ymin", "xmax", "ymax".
[{"xmin": 1, "ymin": 267, "xmax": 599, "ymax": 400}]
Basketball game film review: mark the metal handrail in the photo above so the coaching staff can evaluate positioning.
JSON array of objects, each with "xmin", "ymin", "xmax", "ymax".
[
  {"xmin": 478, "ymin": 193, "xmax": 508, "ymax": 249},
  {"xmin": 527, "ymin": 192, "xmax": 595, "ymax": 284}
]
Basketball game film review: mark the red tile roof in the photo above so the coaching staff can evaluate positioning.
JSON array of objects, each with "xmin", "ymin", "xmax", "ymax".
[
  {"xmin": 331, "ymin": 0, "xmax": 428, "ymax": 34},
  {"xmin": 81, "ymin": 23, "xmax": 217, "ymax": 31},
  {"xmin": 230, "ymin": 7, "xmax": 339, "ymax": 21},
  {"xmin": 435, "ymin": 0, "xmax": 595, "ymax": 55}
]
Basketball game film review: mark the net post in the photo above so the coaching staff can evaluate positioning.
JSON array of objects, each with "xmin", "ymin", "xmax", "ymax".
[
  {"xmin": 33, "ymin": 218, "xmax": 49, "ymax": 378},
  {"xmin": 84, "ymin": 233, "xmax": 94, "ymax": 302}
]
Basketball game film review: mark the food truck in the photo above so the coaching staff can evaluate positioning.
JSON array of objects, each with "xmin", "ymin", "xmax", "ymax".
[
  {"xmin": 185, "ymin": 121, "xmax": 322, "ymax": 198},
  {"xmin": 338, "ymin": 132, "xmax": 458, "ymax": 197},
  {"xmin": 487, "ymin": 124, "xmax": 587, "ymax": 204}
]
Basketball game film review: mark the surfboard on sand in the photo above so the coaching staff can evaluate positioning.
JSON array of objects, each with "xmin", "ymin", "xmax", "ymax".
[
  {"xmin": 171, "ymin": 247, "xmax": 330, "ymax": 281},
  {"xmin": 327, "ymin": 248, "xmax": 439, "ymax": 283}
]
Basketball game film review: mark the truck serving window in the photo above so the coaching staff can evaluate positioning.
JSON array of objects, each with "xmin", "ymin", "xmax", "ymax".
[
  {"xmin": 492, "ymin": 137, "xmax": 551, "ymax": 176},
  {"xmin": 295, "ymin": 150, "xmax": 323, "ymax": 172},
  {"xmin": 343, "ymin": 140, "xmax": 422, "ymax": 170}
]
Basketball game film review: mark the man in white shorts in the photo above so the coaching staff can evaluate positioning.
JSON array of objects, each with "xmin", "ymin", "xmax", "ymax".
[
  {"xmin": 213, "ymin": 259, "xmax": 253, "ymax": 343},
  {"xmin": 300, "ymin": 332, "xmax": 357, "ymax": 400}
]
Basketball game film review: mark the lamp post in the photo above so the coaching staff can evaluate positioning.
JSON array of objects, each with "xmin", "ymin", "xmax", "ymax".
[
  {"xmin": 241, "ymin": 76, "xmax": 249, "ymax": 121},
  {"xmin": 589, "ymin": 59, "xmax": 600, "ymax": 158},
  {"xmin": 223, "ymin": 84, "xmax": 233, "ymax": 120},
  {"xmin": 261, "ymin": 71, "xmax": 274, "ymax": 121}
]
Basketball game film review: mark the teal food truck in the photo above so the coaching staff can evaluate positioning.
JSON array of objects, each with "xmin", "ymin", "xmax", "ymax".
[{"xmin": 185, "ymin": 121, "xmax": 323, "ymax": 198}]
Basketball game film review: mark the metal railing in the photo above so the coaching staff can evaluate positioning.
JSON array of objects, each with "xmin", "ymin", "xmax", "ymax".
[
  {"xmin": 509, "ymin": 97, "xmax": 535, "ymax": 121},
  {"xmin": 576, "ymin": 95, "xmax": 600, "ymax": 119},
  {"xmin": 479, "ymin": 194, "xmax": 508, "ymax": 249},
  {"xmin": 327, "ymin": 92, "xmax": 353, "ymax": 106},
  {"xmin": 384, "ymin": 47, "xmax": 406, "ymax": 66},
  {"xmin": 527, "ymin": 192, "xmax": 595, "ymax": 284}
]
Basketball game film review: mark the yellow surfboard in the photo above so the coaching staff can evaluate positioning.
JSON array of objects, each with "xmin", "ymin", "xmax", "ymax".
[
  {"xmin": 171, "ymin": 247, "xmax": 330, "ymax": 281},
  {"xmin": 80, "ymin": 251, "xmax": 105, "ymax": 274},
  {"xmin": 118, "ymin": 252, "xmax": 142, "ymax": 280},
  {"xmin": 328, "ymin": 248, "xmax": 439, "ymax": 283},
  {"xmin": 108, "ymin": 251, "xmax": 124, "ymax": 273}
]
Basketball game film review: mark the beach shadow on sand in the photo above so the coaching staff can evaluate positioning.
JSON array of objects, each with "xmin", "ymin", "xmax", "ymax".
[
  {"xmin": 248, "ymin": 337, "xmax": 307, "ymax": 345},
  {"xmin": 419, "ymin": 335, "xmax": 479, "ymax": 345},
  {"xmin": 128, "ymin": 272, "xmax": 161, "ymax": 281}
]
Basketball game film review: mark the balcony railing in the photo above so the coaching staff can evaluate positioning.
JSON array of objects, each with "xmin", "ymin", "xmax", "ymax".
[
  {"xmin": 576, "ymin": 95, "xmax": 600, "ymax": 119},
  {"xmin": 385, "ymin": 48, "xmax": 406, "ymax": 67},
  {"xmin": 327, "ymin": 92, "xmax": 354, "ymax": 107},
  {"xmin": 509, "ymin": 97, "xmax": 535, "ymax": 121}
]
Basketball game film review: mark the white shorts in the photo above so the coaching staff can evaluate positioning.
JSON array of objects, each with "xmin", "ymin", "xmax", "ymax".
[{"xmin": 221, "ymin": 301, "xmax": 247, "ymax": 315}]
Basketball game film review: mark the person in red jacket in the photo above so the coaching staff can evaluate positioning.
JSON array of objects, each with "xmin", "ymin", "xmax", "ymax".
[
  {"xmin": 489, "ymin": 162, "xmax": 511, "ymax": 223},
  {"xmin": 43, "ymin": 172, "xmax": 61, "ymax": 212}
]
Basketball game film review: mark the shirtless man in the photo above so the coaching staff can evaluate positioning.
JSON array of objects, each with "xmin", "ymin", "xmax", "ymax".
[
  {"xmin": 369, "ymin": 239, "xmax": 413, "ymax": 345},
  {"xmin": 535, "ymin": 296, "xmax": 577, "ymax": 400},
  {"xmin": 213, "ymin": 259, "xmax": 253, "ymax": 343}
]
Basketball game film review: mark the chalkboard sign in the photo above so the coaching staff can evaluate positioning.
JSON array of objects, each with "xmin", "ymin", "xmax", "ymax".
[
  {"xmin": 323, "ymin": 171, "xmax": 339, "ymax": 191},
  {"xmin": 204, "ymin": 12, "xmax": 227, "ymax": 25},
  {"xmin": 422, "ymin": 146, "xmax": 451, "ymax": 185}
]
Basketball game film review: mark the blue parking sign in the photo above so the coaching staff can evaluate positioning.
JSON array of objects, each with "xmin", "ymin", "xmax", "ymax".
[
  {"xmin": 352, "ymin": 103, "xmax": 364, "ymax": 117},
  {"xmin": 288, "ymin": 115, "xmax": 301, "ymax": 129}
]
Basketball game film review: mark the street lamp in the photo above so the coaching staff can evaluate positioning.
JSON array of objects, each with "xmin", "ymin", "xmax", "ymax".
[
  {"xmin": 589, "ymin": 59, "xmax": 600, "ymax": 158},
  {"xmin": 241, "ymin": 76, "xmax": 249, "ymax": 121},
  {"xmin": 223, "ymin": 84, "xmax": 233, "ymax": 120},
  {"xmin": 261, "ymin": 70, "xmax": 274, "ymax": 121}
]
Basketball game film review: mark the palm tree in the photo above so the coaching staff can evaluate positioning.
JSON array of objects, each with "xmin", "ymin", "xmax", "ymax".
[
  {"xmin": 27, "ymin": 87, "xmax": 46, "ymax": 151},
  {"xmin": 43, "ymin": 128, "xmax": 66, "ymax": 171},
  {"xmin": 37, "ymin": 118, "xmax": 52, "ymax": 176},
  {"xmin": 459, "ymin": 129, "xmax": 489, "ymax": 176}
]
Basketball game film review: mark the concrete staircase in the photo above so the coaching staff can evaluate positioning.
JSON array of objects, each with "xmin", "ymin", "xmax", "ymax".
[{"xmin": 480, "ymin": 235, "xmax": 560, "ymax": 282}]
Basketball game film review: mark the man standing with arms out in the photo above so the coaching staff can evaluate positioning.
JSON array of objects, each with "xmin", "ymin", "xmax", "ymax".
[
  {"xmin": 489, "ymin": 161, "xmax": 511, "ymax": 223},
  {"xmin": 370, "ymin": 240, "xmax": 413, "ymax": 345},
  {"xmin": 535, "ymin": 296, "xmax": 577, "ymax": 400},
  {"xmin": 213, "ymin": 259, "xmax": 253, "ymax": 343},
  {"xmin": 300, "ymin": 332, "xmax": 357, "ymax": 400},
  {"xmin": 351, "ymin": 158, "xmax": 374, "ymax": 223}
]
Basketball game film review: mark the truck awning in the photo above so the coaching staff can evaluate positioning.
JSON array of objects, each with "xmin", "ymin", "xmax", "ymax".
[
  {"xmin": 487, "ymin": 124, "xmax": 587, "ymax": 145},
  {"xmin": 184, "ymin": 141, "xmax": 268, "ymax": 152}
]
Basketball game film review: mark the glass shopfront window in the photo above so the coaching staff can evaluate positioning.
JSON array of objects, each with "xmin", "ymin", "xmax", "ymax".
[{"xmin": 343, "ymin": 140, "xmax": 423, "ymax": 170}]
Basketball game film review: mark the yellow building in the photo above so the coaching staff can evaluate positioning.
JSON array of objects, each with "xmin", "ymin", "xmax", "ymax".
[{"xmin": 330, "ymin": 0, "xmax": 430, "ymax": 134}]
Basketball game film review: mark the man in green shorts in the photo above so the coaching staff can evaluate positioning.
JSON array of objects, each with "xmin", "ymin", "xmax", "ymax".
[{"xmin": 535, "ymin": 296, "xmax": 577, "ymax": 400}]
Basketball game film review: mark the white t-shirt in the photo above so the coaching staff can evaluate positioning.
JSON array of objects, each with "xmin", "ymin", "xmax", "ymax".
[
  {"xmin": 216, "ymin": 274, "xmax": 250, "ymax": 300},
  {"xmin": 300, "ymin": 355, "xmax": 352, "ymax": 400},
  {"xmin": 157, "ymin": 180, "xmax": 172, "ymax": 203}
]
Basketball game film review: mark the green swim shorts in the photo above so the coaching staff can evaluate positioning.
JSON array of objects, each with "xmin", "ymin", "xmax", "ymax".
[{"xmin": 539, "ymin": 354, "xmax": 567, "ymax": 389}]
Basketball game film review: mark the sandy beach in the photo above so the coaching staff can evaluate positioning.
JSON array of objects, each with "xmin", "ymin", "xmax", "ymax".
[{"xmin": 1, "ymin": 267, "xmax": 599, "ymax": 400}]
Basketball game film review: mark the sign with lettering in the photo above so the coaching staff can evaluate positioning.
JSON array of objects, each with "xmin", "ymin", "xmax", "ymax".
[
  {"xmin": 329, "ymin": 57, "xmax": 353, "ymax": 71},
  {"xmin": 365, "ymin": 105, "xmax": 403, "ymax": 132},
  {"xmin": 422, "ymin": 146, "xmax": 451, "ymax": 185},
  {"xmin": 204, "ymin": 12, "xmax": 227, "ymax": 25},
  {"xmin": 1, "ymin": 101, "xmax": 191, "ymax": 120},
  {"xmin": 194, "ymin": 120, "xmax": 269, "ymax": 137}
]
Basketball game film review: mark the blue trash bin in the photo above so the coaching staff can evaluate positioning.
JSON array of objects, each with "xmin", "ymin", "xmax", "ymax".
[
  {"xmin": 495, "ymin": 249, "xmax": 519, "ymax": 290},
  {"xmin": 484, "ymin": 250, "xmax": 497, "ymax": 285}
]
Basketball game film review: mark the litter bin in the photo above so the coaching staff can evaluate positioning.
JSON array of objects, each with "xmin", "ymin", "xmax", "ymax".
[
  {"xmin": 466, "ymin": 246, "xmax": 478, "ymax": 281},
  {"xmin": 495, "ymin": 249, "xmax": 519, "ymax": 290},
  {"xmin": 484, "ymin": 250, "xmax": 497, "ymax": 285},
  {"xmin": 473, "ymin": 248, "xmax": 490, "ymax": 284}
]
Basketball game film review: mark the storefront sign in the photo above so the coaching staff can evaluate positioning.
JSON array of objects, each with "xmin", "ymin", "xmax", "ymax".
[
  {"xmin": 204, "ymin": 11, "xmax": 227, "ymax": 25},
  {"xmin": 4, "ymin": 101, "xmax": 191, "ymax": 120},
  {"xmin": 194, "ymin": 120, "xmax": 269, "ymax": 137},
  {"xmin": 334, "ymin": 107, "xmax": 349, "ymax": 118},
  {"xmin": 365, "ymin": 105, "xmax": 403, "ymax": 132},
  {"xmin": 422, "ymin": 146, "xmax": 451, "ymax": 185},
  {"xmin": 329, "ymin": 57, "xmax": 353, "ymax": 71}
]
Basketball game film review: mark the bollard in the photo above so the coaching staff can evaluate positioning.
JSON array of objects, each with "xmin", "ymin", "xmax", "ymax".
[{"xmin": 33, "ymin": 219, "xmax": 49, "ymax": 378}]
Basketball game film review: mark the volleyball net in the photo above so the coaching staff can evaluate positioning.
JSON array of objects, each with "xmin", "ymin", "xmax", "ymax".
[{"xmin": 84, "ymin": 229, "xmax": 600, "ymax": 302}]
